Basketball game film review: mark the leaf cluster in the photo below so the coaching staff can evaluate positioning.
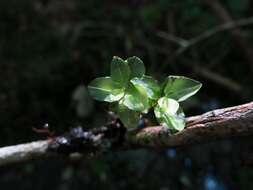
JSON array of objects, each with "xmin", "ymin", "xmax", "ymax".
[{"xmin": 88, "ymin": 56, "xmax": 201, "ymax": 131}]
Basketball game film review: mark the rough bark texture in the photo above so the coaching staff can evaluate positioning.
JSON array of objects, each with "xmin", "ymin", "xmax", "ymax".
[
  {"xmin": 127, "ymin": 102, "xmax": 253, "ymax": 147},
  {"xmin": 0, "ymin": 102, "xmax": 253, "ymax": 166}
]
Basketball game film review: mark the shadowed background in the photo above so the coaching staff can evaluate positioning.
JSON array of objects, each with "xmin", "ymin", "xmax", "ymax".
[{"xmin": 0, "ymin": 0, "xmax": 253, "ymax": 189}]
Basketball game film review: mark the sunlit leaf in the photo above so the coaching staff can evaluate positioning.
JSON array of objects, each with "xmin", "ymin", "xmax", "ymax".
[
  {"xmin": 126, "ymin": 56, "xmax": 145, "ymax": 78},
  {"xmin": 163, "ymin": 76, "xmax": 202, "ymax": 102},
  {"xmin": 156, "ymin": 97, "xmax": 179, "ymax": 115},
  {"xmin": 168, "ymin": 107, "xmax": 185, "ymax": 131},
  {"xmin": 88, "ymin": 77, "xmax": 124, "ymax": 102},
  {"xmin": 117, "ymin": 104, "xmax": 140, "ymax": 128},
  {"xmin": 120, "ymin": 83, "xmax": 150, "ymax": 113},
  {"xmin": 154, "ymin": 97, "xmax": 185, "ymax": 131},
  {"xmin": 131, "ymin": 75, "xmax": 161, "ymax": 100},
  {"xmin": 110, "ymin": 56, "xmax": 130, "ymax": 86}
]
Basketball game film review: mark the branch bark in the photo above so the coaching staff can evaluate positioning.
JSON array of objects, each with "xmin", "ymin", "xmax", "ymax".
[
  {"xmin": 0, "ymin": 140, "xmax": 51, "ymax": 166},
  {"xmin": 0, "ymin": 102, "xmax": 253, "ymax": 166}
]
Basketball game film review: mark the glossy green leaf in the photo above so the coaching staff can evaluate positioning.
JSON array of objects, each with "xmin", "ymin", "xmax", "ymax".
[
  {"xmin": 117, "ymin": 104, "xmax": 140, "ymax": 128},
  {"xmin": 88, "ymin": 77, "xmax": 124, "ymax": 102},
  {"xmin": 154, "ymin": 97, "xmax": 185, "ymax": 131},
  {"xmin": 110, "ymin": 56, "xmax": 130, "ymax": 86},
  {"xmin": 130, "ymin": 75, "xmax": 161, "ymax": 100},
  {"xmin": 163, "ymin": 76, "xmax": 202, "ymax": 102},
  {"xmin": 168, "ymin": 107, "xmax": 185, "ymax": 131},
  {"xmin": 126, "ymin": 56, "xmax": 145, "ymax": 78},
  {"xmin": 156, "ymin": 97, "xmax": 179, "ymax": 115},
  {"xmin": 120, "ymin": 83, "xmax": 150, "ymax": 113}
]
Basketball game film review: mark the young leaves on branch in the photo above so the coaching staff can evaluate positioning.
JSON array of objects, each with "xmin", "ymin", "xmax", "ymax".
[{"xmin": 88, "ymin": 56, "xmax": 202, "ymax": 132}]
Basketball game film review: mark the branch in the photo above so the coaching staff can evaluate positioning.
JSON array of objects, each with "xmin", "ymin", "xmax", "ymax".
[
  {"xmin": 0, "ymin": 102, "xmax": 253, "ymax": 166},
  {"xmin": 127, "ymin": 102, "xmax": 253, "ymax": 147},
  {"xmin": 203, "ymin": 0, "xmax": 253, "ymax": 72},
  {"xmin": 194, "ymin": 66, "xmax": 242, "ymax": 93},
  {"xmin": 0, "ymin": 140, "xmax": 51, "ymax": 166},
  {"xmin": 157, "ymin": 17, "xmax": 253, "ymax": 57}
]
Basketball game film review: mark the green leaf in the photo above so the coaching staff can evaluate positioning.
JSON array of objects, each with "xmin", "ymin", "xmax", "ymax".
[
  {"xmin": 168, "ymin": 107, "xmax": 185, "ymax": 131},
  {"xmin": 154, "ymin": 97, "xmax": 185, "ymax": 131},
  {"xmin": 163, "ymin": 76, "xmax": 202, "ymax": 102},
  {"xmin": 130, "ymin": 75, "xmax": 161, "ymax": 100},
  {"xmin": 117, "ymin": 104, "xmax": 140, "ymax": 128},
  {"xmin": 120, "ymin": 83, "xmax": 150, "ymax": 113},
  {"xmin": 156, "ymin": 97, "xmax": 179, "ymax": 115},
  {"xmin": 88, "ymin": 77, "xmax": 124, "ymax": 102},
  {"xmin": 110, "ymin": 56, "xmax": 130, "ymax": 86},
  {"xmin": 126, "ymin": 56, "xmax": 145, "ymax": 78}
]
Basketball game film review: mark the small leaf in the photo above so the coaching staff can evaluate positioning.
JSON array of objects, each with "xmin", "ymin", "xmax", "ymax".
[
  {"xmin": 117, "ymin": 104, "xmax": 139, "ymax": 128},
  {"xmin": 156, "ymin": 97, "xmax": 179, "ymax": 115},
  {"xmin": 127, "ymin": 56, "xmax": 145, "ymax": 78},
  {"xmin": 168, "ymin": 107, "xmax": 185, "ymax": 131},
  {"xmin": 163, "ymin": 76, "xmax": 202, "ymax": 102},
  {"xmin": 131, "ymin": 75, "xmax": 161, "ymax": 100},
  {"xmin": 154, "ymin": 97, "xmax": 185, "ymax": 131},
  {"xmin": 88, "ymin": 77, "xmax": 124, "ymax": 102},
  {"xmin": 121, "ymin": 83, "xmax": 150, "ymax": 113},
  {"xmin": 110, "ymin": 56, "xmax": 130, "ymax": 86}
]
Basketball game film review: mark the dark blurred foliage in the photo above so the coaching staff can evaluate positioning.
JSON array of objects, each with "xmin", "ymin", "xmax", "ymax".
[{"xmin": 0, "ymin": 0, "xmax": 253, "ymax": 189}]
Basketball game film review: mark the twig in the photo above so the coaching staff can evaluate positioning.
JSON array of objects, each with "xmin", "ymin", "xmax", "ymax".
[
  {"xmin": 194, "ymin": 66, "xmax": 242, "ymax": 93},
  {"xmin": 156, "ymin": 31, "xmax": 189, "ymax": 47},
  {"xmin": 204, "ymin": 0, "xmax": 253, "ymax": 72},
  {"xmin": 176, "ymin": 57, "xmax": 243, "ymax": 94},
  {"xmin": 0, "ymin": 102, "xmax": 253, "ymax": 166},
  {"xmin": 158, "ymin": 17, "xmax": 253, "ymax": 57}
]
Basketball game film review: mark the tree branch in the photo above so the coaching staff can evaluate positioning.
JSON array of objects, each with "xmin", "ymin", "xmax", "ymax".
[
  {"xmin": 203, "ymin": 0, "xmax": 253, "ymax": 72},
  {"xmin": 127, "ymin": 102, "xmax": 253, "ymax": 147},
  {"xmin": 0, "ymin": 140, "xmax": 51, "ymax": 166},
  {"xmin": 0, "ymin": 102, "xmax": 253, "ymax": 166},
  {"xmin": 157, "ymin": 16, "xmax": 253, "ymax": 57}
]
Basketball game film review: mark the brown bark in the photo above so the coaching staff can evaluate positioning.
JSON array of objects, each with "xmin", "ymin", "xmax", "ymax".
[
  {"xmin": 0, "ymin": 102, "xmax": 253, "ymax": 166},
  {"xmin": 127, "ymin": 102, "xmax": 253, "ymax": 147}
]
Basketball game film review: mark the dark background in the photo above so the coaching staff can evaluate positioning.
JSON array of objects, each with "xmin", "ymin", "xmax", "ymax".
[{"xmin": 0, "ymin": 0, "xmax": 253, "ymax": 189}]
